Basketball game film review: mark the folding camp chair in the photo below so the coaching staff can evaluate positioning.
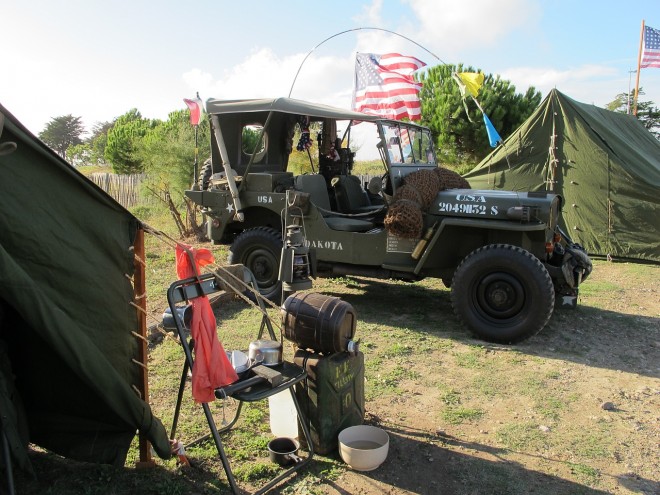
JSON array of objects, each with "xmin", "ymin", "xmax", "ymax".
[{"xmin": 166, "ymin": 269, "xmax": 313, "ymax": 495}]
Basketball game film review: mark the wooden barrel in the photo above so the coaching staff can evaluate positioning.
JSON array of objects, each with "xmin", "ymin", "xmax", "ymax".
[{"xmin": 281, "ymin": 293, "xmax": 356, "ymax": 354}]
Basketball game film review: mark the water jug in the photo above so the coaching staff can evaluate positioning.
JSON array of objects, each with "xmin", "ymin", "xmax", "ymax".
[
  {"xmin": 268, "ymin": 390, "xmax": 299, "ymax": 438},
  {"xmin": 294, "ymin": 349, "xmax": 365, "ymax": 454}
]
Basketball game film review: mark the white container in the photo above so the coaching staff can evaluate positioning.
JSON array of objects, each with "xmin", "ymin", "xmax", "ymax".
[
  {"xmin": 268, "ymin": 390, "xmax": 299, "ymax": 438},
  {"xmin": 338, "ymin": 425, "xmax": 389, "ymax": 471}
]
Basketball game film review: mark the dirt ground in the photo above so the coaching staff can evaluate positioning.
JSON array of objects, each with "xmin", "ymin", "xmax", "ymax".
[
  {"xmin": 12, "ymin": 260, "xmax": 660, "ymax": 495},
  {"xmin": 280, "ymin": 261, "xmax": 660, "ymax": 495}
]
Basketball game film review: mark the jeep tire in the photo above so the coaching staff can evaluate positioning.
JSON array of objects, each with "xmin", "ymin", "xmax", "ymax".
[
  {"xmin": 450, "ymin": 244, "xmax": 554, "ymax": 344},
  {"xmin": 198, "ymin": 161, "xmax": 213, "ymax": 190},
  {"xmin": 228, "ymin": 227, "xmax": 283, "ymax": 303}
]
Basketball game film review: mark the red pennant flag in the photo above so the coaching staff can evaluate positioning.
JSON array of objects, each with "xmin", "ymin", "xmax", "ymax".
[
  {"xmin": 183, "ymin": 97, "xmax": 204, "ymax": 126},
  {"xmin": 175, "ymin": 244, "xmax": 238, "ymax": 403}
]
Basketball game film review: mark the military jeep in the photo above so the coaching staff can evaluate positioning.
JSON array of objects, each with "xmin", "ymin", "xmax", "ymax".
[{"xmin": 186, "ymin": 97, "xmax": 592, "ymax": 343}]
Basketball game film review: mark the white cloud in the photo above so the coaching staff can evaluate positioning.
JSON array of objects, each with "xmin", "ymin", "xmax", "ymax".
[
  {"xmin": 499, "ymin": 64, "xmax": 627, "ymax": 106},
  {"xmin": 353, "ymin": 0, "xmax": 384, "ymax": 25},
  {"xmin": 183, "ymin": 48, "xmax": 357, "ymax": 110},
  {"xmin": 403, "ymin": 0, "xmax": 541, "ymax": 56}
]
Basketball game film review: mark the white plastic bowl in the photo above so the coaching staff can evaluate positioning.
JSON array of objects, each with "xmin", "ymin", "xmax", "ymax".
[{"xmin": 338, "ymin": 425, "xmax": 389, "ymax": 471}]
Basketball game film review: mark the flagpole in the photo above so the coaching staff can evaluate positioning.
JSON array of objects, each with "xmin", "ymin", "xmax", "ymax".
[
  {"xmin": 192, "ymin": 91, "xmax": 200, "ymax": 190},
  {"xmin": 633, "ymin": 20, "xmax": 645, "ymax": 116},
  {"xmin": 193, "ymin": 123, "xmax": 199, "ymax": 188}
]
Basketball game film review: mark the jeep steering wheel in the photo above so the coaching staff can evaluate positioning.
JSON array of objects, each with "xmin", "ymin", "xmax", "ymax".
[{"xmin": 367, "ymin": 174, "xmax": 390, "ymax": 206}]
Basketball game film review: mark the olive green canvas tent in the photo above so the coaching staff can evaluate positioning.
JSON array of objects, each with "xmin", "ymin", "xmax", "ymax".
[
  {"xmin": 0, "ymin": 103, "xmax": 170, "ymax": 478},
  {"xmin": 464, "ymin": 89, "xmax": 660, "ymax": 262}
]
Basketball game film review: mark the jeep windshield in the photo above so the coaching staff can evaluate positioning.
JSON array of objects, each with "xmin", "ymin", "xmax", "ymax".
[{"xmin": 378, "ymin": 121, "xmax": 436, "ymax": 166}]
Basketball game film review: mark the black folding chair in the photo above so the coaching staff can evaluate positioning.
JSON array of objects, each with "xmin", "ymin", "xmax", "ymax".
[{"xmin": 167, "ymin": 270, "xmax": 313, "ymax": 495}]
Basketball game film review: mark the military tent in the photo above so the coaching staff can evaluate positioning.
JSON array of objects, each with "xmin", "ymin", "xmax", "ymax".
[
  {"xmin": 464, "ymin": 89, "xmax": 660, "ymax": 262},
  {"xmin": 0, "ymin": 103, "xmax": 170, "ymax": 480}
]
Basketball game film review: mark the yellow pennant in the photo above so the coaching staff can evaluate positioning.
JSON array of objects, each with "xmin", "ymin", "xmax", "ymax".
[{"xmin": 455, "ymin": 72, "xmax": 484, "ymax": 98}]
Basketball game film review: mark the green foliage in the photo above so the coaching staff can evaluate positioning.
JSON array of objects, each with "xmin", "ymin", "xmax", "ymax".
[
  {"xmin": 352, "ymin": 159, "xmax": 386, "ymax": 176},
  {"xmin": 241, "ymin": 125, "xmax": 264, "ymax": 155},
  {"xmin": 137, "ymin": 109, "xmax": 211, "ymax": 205},
  {"xmin": 88, "ymin": 121, "xmax": 113, "ymax": 165},
  {"xmin": 64, "ymin": 121, "xmax": 111, "ymax": 167},
  {"xmin": 105, "ymin": 109, "xmax": 157, "ymax": 174},
  {"xmin": 418, "ymin": 64, "xmax": 541, "ymax": 165},
  {"xmin": 38, "ymin": 114, "xmax": 85, "ymax": 158},
  {"xmin": 286, "ymin": 122, "xmax": 320, "ymax": 174},
  {"xmin": 606, "ymin": 88, "xmax": 660, "ymax": 138},
  {"xmin": 65, "ymin": 142, "xmax": 92, "ymax": 166}
]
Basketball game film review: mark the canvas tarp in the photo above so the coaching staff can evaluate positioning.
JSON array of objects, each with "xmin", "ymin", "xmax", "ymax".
[
  {"xmin": 464, "ymin": 89, "xmax": 660, "ymax": 262},
  {"xmin": 0, "ymin": 103, "xmax": 171, "ymax": 474}
]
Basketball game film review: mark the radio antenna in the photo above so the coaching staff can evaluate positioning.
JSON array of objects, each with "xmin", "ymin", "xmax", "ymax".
[{"xmin": 288, "ymin": 27, "xmax": 446, "ymax": 98}]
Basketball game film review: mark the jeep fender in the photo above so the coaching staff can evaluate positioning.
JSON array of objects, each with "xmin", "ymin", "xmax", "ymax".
[{"xmin": 413, "ymin": 217, "xmax": 549, "ymax": 275}]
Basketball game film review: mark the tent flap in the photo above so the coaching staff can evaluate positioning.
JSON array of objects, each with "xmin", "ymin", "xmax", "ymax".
[{"xmin": 0, "ymin": 103, "xmax": 171, "ymax": 472}]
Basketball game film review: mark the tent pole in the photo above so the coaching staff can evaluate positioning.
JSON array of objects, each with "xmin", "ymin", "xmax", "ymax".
[
  {"xmin": 134, "ymin": 227, "xmax": 155, "ymax": 468},
  {"xmin": 633, "ymin": 20, "xmax": 644, "ymax": 116}
]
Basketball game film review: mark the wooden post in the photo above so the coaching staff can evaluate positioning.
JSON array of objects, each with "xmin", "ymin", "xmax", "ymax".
[
  {"xmin": 633, "ymin": 20, "xmax": 645, "ymax": 116},
  {"xmin": 134, "ymin": 227, "xmax": 155, "ymax": 468}
]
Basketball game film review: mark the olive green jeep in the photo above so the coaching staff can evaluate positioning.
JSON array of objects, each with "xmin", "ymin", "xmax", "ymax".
[{"xmin": 185, "ymin": 97, "xmax": 592, "ymax": 343}]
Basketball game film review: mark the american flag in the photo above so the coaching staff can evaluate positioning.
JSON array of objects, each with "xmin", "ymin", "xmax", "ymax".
[
  {"xmin": 641, "ymin": 25, "xmax": 660, "ymax": 68},
  {"xmin": 352, "ymin": 53, "xmax": 427, "ymax": 121}
]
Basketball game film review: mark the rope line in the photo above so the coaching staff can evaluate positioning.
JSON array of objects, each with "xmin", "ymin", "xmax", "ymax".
[
  {"xmin": 133, "ymin": 253, "xmax": 146, "ymax": 267},
  {"xmin": 131, "ymin": 330, "xmax": 148, "ymax": 343},
  {"xmin": 131, "ymin": 384, "xmax": 143, "ymax": 399},
  {"xmin": 129, "ymin": 301, "xmax": 147, "ymax": 315},
  {"xmin": 131, "ymin": 358, "xmax": 148, "ymax": 370},
  {"xmin": 140, "ymin": 223, "xmax": 284, "ymax": 331}
]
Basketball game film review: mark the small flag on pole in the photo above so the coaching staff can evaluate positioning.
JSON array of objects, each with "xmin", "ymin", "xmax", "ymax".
[
  {"xmin": 641, "ymin": 24, "xmax": 660, "ymax": 68},
  {"xmin": 453, "ymin": 72, "xmax": 484, "ymax": 99},
  {"xmin": 483, "ymin": 114, "xmax": 502, "ymax": 148},
  {"xmin": 183, "ymin": 95, "xmax": 204, "ymax": 126},
  {"xmin": 352, "ymin": 53, "xmax": 427, "ymax": 121},
  {"xmin": 451, "ymin": 71, "xmax": 503, "ymax": 147}
]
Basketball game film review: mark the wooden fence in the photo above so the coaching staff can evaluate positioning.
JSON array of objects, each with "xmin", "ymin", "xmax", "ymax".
[{"xmin": 90, "ymin": 173, "xmax": 147, "ymax": 208}]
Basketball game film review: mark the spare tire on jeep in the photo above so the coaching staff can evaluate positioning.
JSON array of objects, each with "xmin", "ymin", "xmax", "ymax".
[{"xmin": 198, "ymin": 159, "xmax": 212, "ymax": 190}]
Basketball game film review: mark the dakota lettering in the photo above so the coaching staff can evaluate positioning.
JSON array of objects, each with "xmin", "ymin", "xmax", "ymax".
[{"xmin": 305, "ymin": 239, "xmax": 344, "ymax": 250}]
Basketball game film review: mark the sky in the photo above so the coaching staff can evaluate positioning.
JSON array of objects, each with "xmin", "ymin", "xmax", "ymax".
[{"xmin": 2, "ymin": 0, "xmax": 659, "ymax": 139}]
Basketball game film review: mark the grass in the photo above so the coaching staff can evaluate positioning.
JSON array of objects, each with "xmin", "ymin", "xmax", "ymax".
[
  {"xmin": 441, "ymin": 406, "xmax": 484, "ymax": 425},
  {"xmin": 568, "ymin": 462, "xmax": 601, "ymax": 485},
  {"xmin": 453, "ymin": 345, "xmax": 490, "ymax": 369},
  {"xmin": 438, "ymin": 385, "xmax": 462, "ymax": 405},
  {"xmin": 496, "ymin": 422, "xmax": 550, "ymax": 452},
  {"xmin": 565, "ymin": 428, "xmax": 613, "ymax": 460}
]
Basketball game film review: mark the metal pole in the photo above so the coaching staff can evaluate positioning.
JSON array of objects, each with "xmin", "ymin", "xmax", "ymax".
[
  {"xmin": 192, "ymin": 124, "xmax": 199, "ymax": 189},
  {"xmin": 633, "ymin": 20, "xmax": 645, "ymax": 116}
]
